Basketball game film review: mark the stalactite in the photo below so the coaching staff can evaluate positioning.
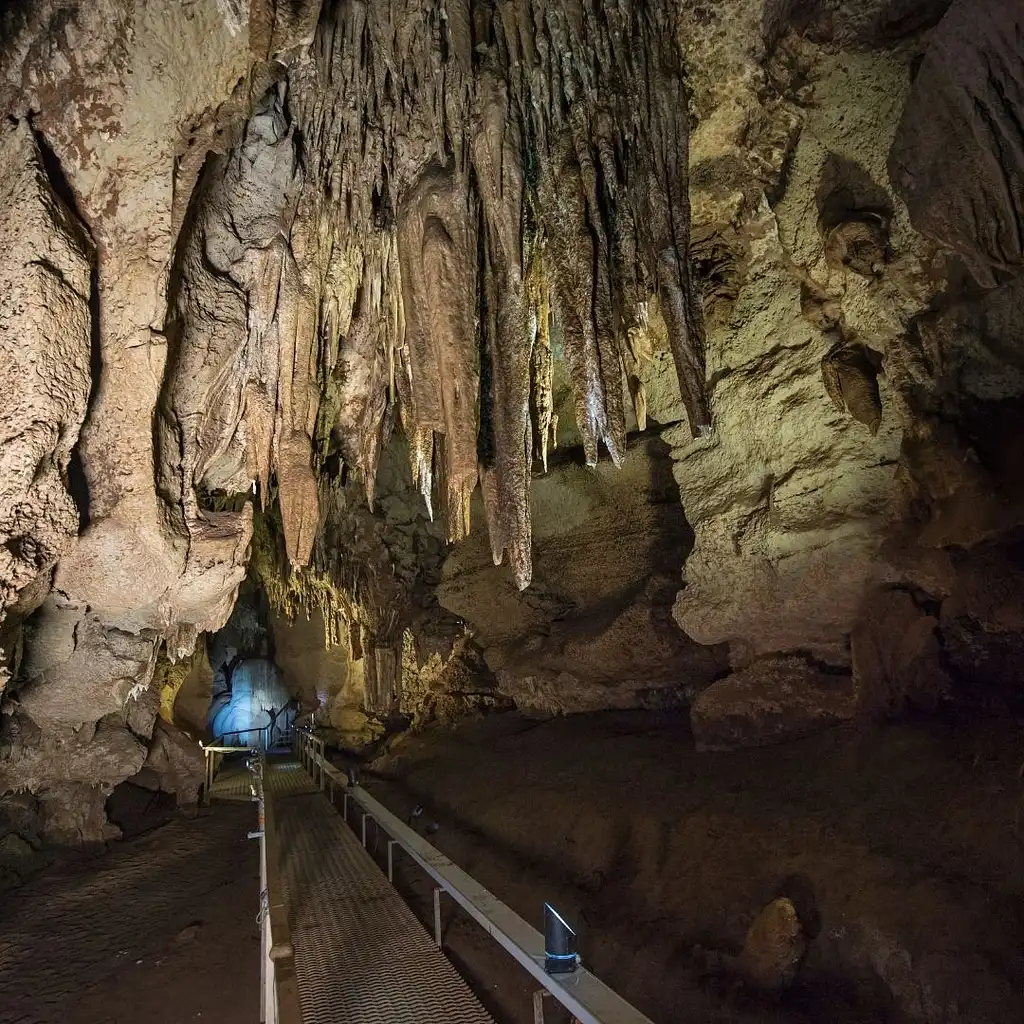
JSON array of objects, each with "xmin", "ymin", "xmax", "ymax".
[
  {"xmin": 625, "ymin": 312, "xmax": 655, "ymax": 432},
  {"xmin": 174, "ymin": 0, "xmax": 710, "ymax": 591},
  {"xmin": 472, "ymin": 69, "xmax": 533, "ymax": 589},
  {"xmin": 397, "ymin": 164, "xmax": 479, "ymax": 540},
  {"xmin": 542, "ymin": 143, "xmax": 620, "ymax": 468},
  {"xmin": 408, "ymin": 424, "xmax": 435, "ymax": 521},
  {"xmin": 526, "ymin": 235, "xmax": 555, "ymax": 472},
  {"xmin": 329, "ymin": 249, "xmax": 394, "ymax": 510}
]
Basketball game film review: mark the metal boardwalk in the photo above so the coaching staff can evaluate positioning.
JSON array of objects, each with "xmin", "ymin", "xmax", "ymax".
[
  {"xmin": 276, "ymin": 780, "xmax": 494, "ymax": 1024},
  {"xmin": 210, "ymin": 760, "xmax": 317, "ymax": 802}
]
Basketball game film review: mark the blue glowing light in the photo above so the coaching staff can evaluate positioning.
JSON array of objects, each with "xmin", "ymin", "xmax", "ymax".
[{"xmin": 207, "ymin": 658, "xmax": 294, "ymax": 747}]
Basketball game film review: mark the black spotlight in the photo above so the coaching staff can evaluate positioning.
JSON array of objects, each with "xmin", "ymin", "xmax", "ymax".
[{"xmin": 543, "ymin": 903, "xmax": 578, "ymax": 974}]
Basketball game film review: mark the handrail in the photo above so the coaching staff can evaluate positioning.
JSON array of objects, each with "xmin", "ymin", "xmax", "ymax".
[
  {"xmin": 295, "ymin": 729, "xmax": 655, "ymax": 1024},
  {"xmin": 200, "ymin": 743, "xmax": 255, "ymax": 806},
  {"xmin": 264, "ymin": 790, "xmax": 303, "ymax": 1024},
  {"xmin": 246, "ymin": 751, "xmax": 304, "ymax": 1024},
  {"xmin": 201, "ymin": 744, "xmax": 300, "ymax": 1023}
]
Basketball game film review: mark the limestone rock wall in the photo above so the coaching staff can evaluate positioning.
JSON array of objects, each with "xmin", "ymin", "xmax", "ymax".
[
  {"xmin": 0, "ymin": 0, "xmax": 318, "ymax": 842},
  {"xmin": 672, "ymin": 40, "xmax": 923, "ymax": 666},
  {"xmin": 440, "ymin": 433, "xmax": 727, "ymax": 714},
  {"xmin": 0, "ymin": 121, "xmax": 93, "ymax": 691},
  {"xmin": 890, "ymin": 0, "xmax": 1024, "ymax": 285},
  {"xmin": 670, "ymin": 0, "xmax": 1024, "ymax": 734}
]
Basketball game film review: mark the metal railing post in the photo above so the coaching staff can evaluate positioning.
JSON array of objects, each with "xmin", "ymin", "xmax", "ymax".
[
  {"xmin": 387, "ymin": 840, "xmax": 398, "ymax": 883},
  {"xmin": 433, "ymin": 887, "xmax": 444, "ymax": 948},
  {"xmin": 533, "ymin": 990, "xmax": 550, "ymax": 1024}
]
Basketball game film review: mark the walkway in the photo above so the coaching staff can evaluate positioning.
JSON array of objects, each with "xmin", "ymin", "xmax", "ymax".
[{"xmin": 211, "ymin": 759, "xmax": 494, "ymax": 1024}]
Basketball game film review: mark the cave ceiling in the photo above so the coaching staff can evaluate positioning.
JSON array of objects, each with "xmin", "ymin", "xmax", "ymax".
[{"xmin": 154, "ymin": 0, "xmax": 716, "ymax": 596}]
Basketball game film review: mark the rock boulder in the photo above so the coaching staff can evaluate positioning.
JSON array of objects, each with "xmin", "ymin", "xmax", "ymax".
[
  {"xmin": 690, "ymin": 657, "xmax": 856, "ymax": 752},
  {"xmin": 142, "ymin": 720, "xmax": 205, "ymax": 806},
  {"xmin": 852, "ymin": 588, "xmax": 951, "ymax": 718}
]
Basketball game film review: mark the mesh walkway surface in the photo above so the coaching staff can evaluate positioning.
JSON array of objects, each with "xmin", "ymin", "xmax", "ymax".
[
  {"xmin": 209, "ymin": 759, "xmax": 317, "ymax": 802},
  {"xmin": 276, "ymin": 784, "xmax": 495, "ymax": 1024}
]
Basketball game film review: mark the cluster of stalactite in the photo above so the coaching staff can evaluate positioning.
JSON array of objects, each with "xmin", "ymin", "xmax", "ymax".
[
  {"xmin": 158, "ymin": 0, "xmax": 710, "ymax": 592},
  {"xmin": 248, "ymin": 497, "xmax": 369, "ymax": 651}
]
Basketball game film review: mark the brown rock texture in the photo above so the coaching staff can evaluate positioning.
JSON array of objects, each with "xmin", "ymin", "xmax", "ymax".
[
  {"xmin": 36, "ymin": 783, "xmax": 119, "ymax": 846},
  {"xmin": 1, "ymin": 0, "xmax": 1024, "ymax": 840},
  {"xmin": 852, "ymin": 587, "xmax": 951, "ymax": 718},
  {"xmin": 142, "ymin": 719, "xmax": 205, "ymax": 806},
  {"xmin": 736, "ymin": 896, "xmax": 807, "ymax": 991},
  {"xmin": 0, "ymin": 120, "xmax": 92, "ymax": 668},
  {"xmin": 890, "ymin": 0, "xmax": 1024, "ymax": 283},
  {"xmin": 440, "ymin": 436, "xmax": 727, "ymax": 714},
  {"xmin": 671, "ymin": 35, "xmax": 920, "ymax": 668},
  {"xmin": 0, "ymin": 0, "xmax": 319, "ymax": 837},
  {"xmin": 690, "ymin": 656, "xmax": 856, "ymax": 752}
]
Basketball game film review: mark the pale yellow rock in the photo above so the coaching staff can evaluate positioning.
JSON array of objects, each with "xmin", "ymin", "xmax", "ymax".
[
  {"xmin": 673, "ymin": 46, "xmax": 937, "ymax": 667},
  {"xmin": 737, "ymin": 897, "xmax": 806, "ymax": 991}
]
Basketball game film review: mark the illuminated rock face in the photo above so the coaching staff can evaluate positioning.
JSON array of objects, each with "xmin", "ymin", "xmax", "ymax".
[
  {"xmin": 208, "ymin": 659, "xmax": 292, "ymax": 748},
  {"xmin": 279, "ymin": 0, "xmax": 710, "ymax": 590},
  {"xmin": 669, "ymin": 0, "xmax": 1024, "ymax": 685},
  {"xmin": 0, "ymin": 122, "xmax": 93, "ymax": 683}
]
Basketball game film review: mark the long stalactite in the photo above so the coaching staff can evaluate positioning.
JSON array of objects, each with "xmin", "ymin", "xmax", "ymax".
[{"xmin": 158, "ymin": 0, "xmax": 711, "ymax": 592}]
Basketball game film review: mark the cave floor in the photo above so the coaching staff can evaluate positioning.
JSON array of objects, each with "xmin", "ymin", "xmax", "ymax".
[
  {"xmin": 0, "ymin": 804, "xmax": 258, "ymax": 1024},
  {"xmin": 363, "ymin": 710, "xmax": 1024, "ymax": 1024}
]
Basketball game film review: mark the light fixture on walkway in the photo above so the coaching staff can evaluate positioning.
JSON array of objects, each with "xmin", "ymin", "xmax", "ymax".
[{"xmin": 543, "ymin": 903, "xmax": 579, "ymax": 974}]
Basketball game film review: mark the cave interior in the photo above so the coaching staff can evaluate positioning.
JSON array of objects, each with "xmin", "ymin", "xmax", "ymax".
[{"xmin": 1, "ymin": 0, "xmax": 1024, "ymax": 1021}]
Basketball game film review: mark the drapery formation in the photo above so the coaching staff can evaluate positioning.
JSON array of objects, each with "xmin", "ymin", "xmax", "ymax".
[{"xmin": 158, "ymin": 0, "xmax": 710, "ymax": 591}]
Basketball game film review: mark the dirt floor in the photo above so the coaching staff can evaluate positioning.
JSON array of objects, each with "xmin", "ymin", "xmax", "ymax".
[
  {"xmin": 0, "ymin": 804, "xmax": 259, "ymax": 1024},
  {"xmin": 360, "ymin": 709, "xmax": 1024, "ymax": 1024}
]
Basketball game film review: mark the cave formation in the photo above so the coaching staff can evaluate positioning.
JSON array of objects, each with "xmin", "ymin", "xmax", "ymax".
[{"xmin": 2, "ymin": 0, "xmax": 1024, "ymax": 1020}]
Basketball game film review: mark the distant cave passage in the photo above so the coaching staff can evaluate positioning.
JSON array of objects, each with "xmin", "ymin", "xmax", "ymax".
[{"xmin": 207, "ymin": 658, "xmax": 295, "ymax": 748}]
